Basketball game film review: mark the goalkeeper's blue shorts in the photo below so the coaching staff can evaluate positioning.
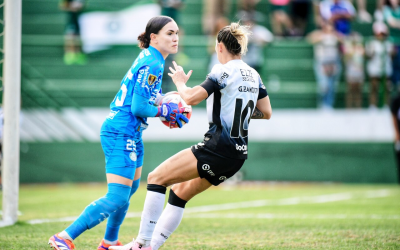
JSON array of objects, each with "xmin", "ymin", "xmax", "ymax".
[{"xmin": 100, "ymin": 132, "xmax": 144, "ymax": 180}]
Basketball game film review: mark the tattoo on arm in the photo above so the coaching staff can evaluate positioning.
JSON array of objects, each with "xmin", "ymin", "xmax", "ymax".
[{"xmin": 251, "ymin": 107, "xmax": 264, "ymax": 119}]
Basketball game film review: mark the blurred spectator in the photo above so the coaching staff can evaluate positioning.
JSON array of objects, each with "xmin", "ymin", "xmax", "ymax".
[
  {"xmin": 59, "ymin": 0, "xmax": 87, "ymax": 65},
  {"xmin": 390, "ymin": 92, "xmax": 400, "ymax": 184},
  {"xmin": 208, "ymin": 17, "xmax": 230, "ymax": 72},
  {"xmin": 307, "ymin": 21, "xmax": 342, "ymax": 109},
  {"xmin": 238, "ymin": 0, "xmax": 261, "ymax": 12},
  {"xmin": 269, "ymin": 0, "xmax": 296, "ymax": 36},
  {"xmin": 365, "ymin": 22, "xmax": 395, "ymax": 108},
  {"xmin": 350, "ymin": 0, "xmax": 372, "ymax": 22},
  {"xmin": 383, "ymin": 0, "xmax": 400, "ymax": 90},
  {"xmin": 241, "ymin": 14, "xmax": 274, "ymax": 72},
  {"xmin": 384, "ymin": 0, "xmax": 400, "ymax": 28},
  {"xmin": 159, "ymin": 0, "xmax": 185, "ymax": 25},
  {"xmin": 320, "ymin": 0, "xmax": 356, "ymax": 36},
  {"xmin": 291, "ymin": 0, "xmax": 312, "ymax": 36},
  {"xmin": 202, "ymin": 0, "xmax": 231, "ymax": 35},
  {"xmin": 343, "ymin": 33, "xmax": 365, "ymax": 108}
]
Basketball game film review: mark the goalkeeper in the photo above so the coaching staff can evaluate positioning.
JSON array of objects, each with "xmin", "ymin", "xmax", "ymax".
[{"xmin": 48, "ymin": 16, "xmax": 188, "ymax": 250}]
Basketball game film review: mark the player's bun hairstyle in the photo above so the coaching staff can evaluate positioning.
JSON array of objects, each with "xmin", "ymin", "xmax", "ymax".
[
  {"xmin": 138, "ymin": 16, "xmax": 174, "ymax": 49},
  {"xmin": 217, "ymin": 22, "xmax": 251, "ymax": 56}
]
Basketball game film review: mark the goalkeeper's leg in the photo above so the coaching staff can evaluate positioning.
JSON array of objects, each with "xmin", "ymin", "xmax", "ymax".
[
  {"xmin": 101, "ymin": 174, "xmax": 141, "ymax": 247},
  {"xmin": 49, "ymin": 182, "xmax": 131, "ymax": 250}
]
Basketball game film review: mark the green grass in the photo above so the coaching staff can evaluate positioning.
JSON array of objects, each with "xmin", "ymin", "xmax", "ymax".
[{"xmin": 1, "ymin": 183, "xmax": 400, "ymax": 249}]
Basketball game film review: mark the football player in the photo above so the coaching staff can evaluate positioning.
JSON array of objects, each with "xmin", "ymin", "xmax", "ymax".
[
  {"xmin": 48, "ymin": 16, "xmax": 188, "ymax": 250},
  {"xmin": 111, "ymin": 22, "xmax": 272, "ymax": 250}
]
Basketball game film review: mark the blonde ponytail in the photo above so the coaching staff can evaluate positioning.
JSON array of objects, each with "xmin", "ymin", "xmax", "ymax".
[
  {"xmin": 217, "ymin": 22, "xmax": 251, "ymax": 56},
  {"xmin": 229, "ymin": 22, "xmax": 251, "ymax": 55}
]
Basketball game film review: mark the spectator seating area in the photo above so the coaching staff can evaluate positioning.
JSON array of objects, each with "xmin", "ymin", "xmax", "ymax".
[{"xmin": 1, "ymin": 0, "xmax": 389, "ymax": 109}]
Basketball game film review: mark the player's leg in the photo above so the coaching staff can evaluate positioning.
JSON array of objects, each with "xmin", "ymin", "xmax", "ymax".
[
  {"xmin": 134, "ymin": 148, "xmax": 199, "ymax": 247},
  {"xmin": 150, "ymin": 178, "xmax": 212, "ymax": 250},
  {"xmin": 149, "ymin": 146, "xmax": 245, "ymax": 250},
  {"xmin": 99, "ymin": 168, "xmax": 142, "ymax": 249},
  {"xmin": 49, "ymin": 134, "xmax": 135, "ymax": 250},
  {"xmin": 100, "ymin": 140, "xmax": 145, "ymax": 249}
]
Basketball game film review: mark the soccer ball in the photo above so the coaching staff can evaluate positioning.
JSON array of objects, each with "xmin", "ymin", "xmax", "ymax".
[{"xmin": 159, "ymin": 91, "xmax": 192, "ymax": 129}]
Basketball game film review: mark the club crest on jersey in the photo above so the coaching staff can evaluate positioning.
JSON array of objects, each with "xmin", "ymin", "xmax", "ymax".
[
  {"xmin": 148, "ymin": 74, "xmax": 157, "ymax": 85},
  {"xmin": 129, "ymin": 152, "xmax": 137, "ymax": 161}
]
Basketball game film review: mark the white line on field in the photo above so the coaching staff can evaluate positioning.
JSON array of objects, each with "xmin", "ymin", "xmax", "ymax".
[
  {"xmin": 26, "ymin": 189, "xmax": 392, "ymax": 225},
  {"xmin": 184, "ymin": 213, "xmax": 400, "ymax": 220}
]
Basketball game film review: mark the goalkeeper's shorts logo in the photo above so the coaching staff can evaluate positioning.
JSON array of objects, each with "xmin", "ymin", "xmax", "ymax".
[{"xmin": 129, "ymin": 152, "xmax": 137, "ymax": 161}]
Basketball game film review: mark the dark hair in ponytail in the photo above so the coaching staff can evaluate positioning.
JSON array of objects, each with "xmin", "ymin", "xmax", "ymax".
[{"xmin": 138, "ymin": 16, "xmax": 174, "ymax": 49}]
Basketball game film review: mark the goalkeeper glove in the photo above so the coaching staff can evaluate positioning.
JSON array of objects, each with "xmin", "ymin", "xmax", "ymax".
[{"xmin": 157, "ymin": 103, "xmax": 189, "ymax": 128}]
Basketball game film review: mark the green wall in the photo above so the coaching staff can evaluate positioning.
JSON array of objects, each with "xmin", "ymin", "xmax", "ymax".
[{"xmin": 19, "ymin": 142, "xmax": 398, "ymax": 184}]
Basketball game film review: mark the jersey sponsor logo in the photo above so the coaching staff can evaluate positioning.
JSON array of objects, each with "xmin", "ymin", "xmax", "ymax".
[
  {"xmin": 238, "ymin": 86, "xmax": 258, "ymax": 93},
  {"xmin": 144, "ymin": 49, "xmax": 151, "ymax": 56},
  {"xmin": 236, "ymin": 144, "xmax": 247, "ymax": 151},
  {"xmin": 218, "ymin": 72, "xmax": 229, "ymax": 87},
  {"xmin": 148, "ymin": 74, "xmax": 157, "ymax": 85},
  {"xmin": 240, "ymin": 69, "xmax": 255, "ymax": 82}
]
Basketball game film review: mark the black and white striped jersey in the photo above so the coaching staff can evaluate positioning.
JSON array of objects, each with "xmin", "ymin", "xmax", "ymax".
[{"xmin": 200, "ymin": 59, "xmax": 268, "ymax": 160}]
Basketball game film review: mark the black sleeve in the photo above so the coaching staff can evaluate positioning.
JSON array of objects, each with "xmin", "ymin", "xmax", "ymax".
[
  {"xmin": 200, "ymin": 77, "xmax": 219, "ymax": 97},
  {"xmin": 258, "ymin": 88, "xmax": 268, "ymax": 100},
  {"xmin": 390, "ymin": 95, "xmax": 400, "ymax": 115}
]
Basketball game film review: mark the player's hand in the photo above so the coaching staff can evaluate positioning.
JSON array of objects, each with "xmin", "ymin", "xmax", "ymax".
[
  {"xmin": 168, "ymin": 61, "xmax": 192, "ymax": 86},
  {"xmin": 170, "ymin": 110, "xmax": 190, "ymax": 128}
]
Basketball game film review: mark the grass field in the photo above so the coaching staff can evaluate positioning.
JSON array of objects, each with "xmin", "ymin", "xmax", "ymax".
[{"xmin": 0, "ymin": 183, "xmax": 399, "ymax": 249}]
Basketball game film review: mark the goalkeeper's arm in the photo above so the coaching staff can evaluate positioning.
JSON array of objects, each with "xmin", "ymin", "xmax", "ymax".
[{"xmin": 131, "ymin": 93, "xmax": 158, "ymax": 117}]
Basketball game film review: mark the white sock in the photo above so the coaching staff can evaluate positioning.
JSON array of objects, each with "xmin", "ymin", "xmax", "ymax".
[
  {"xmin": 136, "ymin": 190, "xmax": 166, "ymax": 246},
  {"xmin": 59, "ymin": 231, "xmax": 73, "ymax": 242},
  {"xmin": 150, "ymin": 204, "xmax": 185, "ymax": 250},
  {"xmin": 104, "ymin": 239, "xmax": 118, "ymax": 245}
]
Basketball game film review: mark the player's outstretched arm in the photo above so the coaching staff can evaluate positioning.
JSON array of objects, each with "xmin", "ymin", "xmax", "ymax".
[
  {"xmin": 168, "ymin": 61, "xmax": 208, "ymax": 106},
  {"xmin": 252, "ymin": 96, "xmax": 272, "ymax": 120}
]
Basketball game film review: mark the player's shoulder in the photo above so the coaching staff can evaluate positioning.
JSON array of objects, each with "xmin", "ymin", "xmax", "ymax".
[
  {"xmin": 134, "ymin": 48, "xmax": 163, "ymax": 69},
  {"xmin": 207, "ymin": 64, "xmax": 231, "ymax": 88}
]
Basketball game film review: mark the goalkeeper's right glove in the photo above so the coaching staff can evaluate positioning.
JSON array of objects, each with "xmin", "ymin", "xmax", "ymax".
[{"xmin": 157, "ymin": 103, "xmax": 189, "ymax": 128}]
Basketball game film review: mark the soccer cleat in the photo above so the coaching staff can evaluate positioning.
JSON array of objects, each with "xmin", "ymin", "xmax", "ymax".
[
  {"xmin": 98, "ymin": 239, "xmax": 124, "ymax": 250},
  {"xmin": 48, "ymin": 234, "xmax": 75, "ymax": 250},
  {"xmin": 109, "ymin": 240, "xmax": 152, "ymax": 250}
]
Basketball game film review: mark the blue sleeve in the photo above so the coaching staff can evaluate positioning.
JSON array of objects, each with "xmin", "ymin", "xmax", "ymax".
[
  {"xmin": 131, "ymin": 93, "xmax": 158, "ymax": 117},
  {"xmin": 134, "ymin": 62, "xmax": 160, "ymax": 99}
]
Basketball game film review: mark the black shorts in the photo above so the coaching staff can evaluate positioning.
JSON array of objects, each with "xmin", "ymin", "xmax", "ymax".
[{"xmin": 191, "ymin": 144, "xmax": 245, "ymax": 186}]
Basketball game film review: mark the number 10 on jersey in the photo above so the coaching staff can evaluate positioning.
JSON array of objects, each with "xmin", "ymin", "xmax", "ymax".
[{"xmin": 230, "ymin": 98, "xmax": 255, "ymax": 138}]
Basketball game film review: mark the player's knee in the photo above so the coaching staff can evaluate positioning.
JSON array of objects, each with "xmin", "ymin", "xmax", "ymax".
[
  {"xmin": 147, "ymin": 170, "xmax": 166, "ymax": 186},
  {"xmin": 105, "ymin": 183, "xmax": 131, "ymax": 209}
]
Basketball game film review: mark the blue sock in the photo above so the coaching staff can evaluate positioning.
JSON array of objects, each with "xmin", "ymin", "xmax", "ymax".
[
  {"xmin": 104, "ymin": 178, "xmax": 141, "ymax": 242},
  {"xmin": 65, "ymin": 183, "xmax": 131, "ymax": 240}
]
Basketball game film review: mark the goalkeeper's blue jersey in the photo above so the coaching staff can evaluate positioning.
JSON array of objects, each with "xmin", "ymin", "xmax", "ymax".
[{"xmin": 101, "ymin": 45, "xmax": 165, "ymax": 137}]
